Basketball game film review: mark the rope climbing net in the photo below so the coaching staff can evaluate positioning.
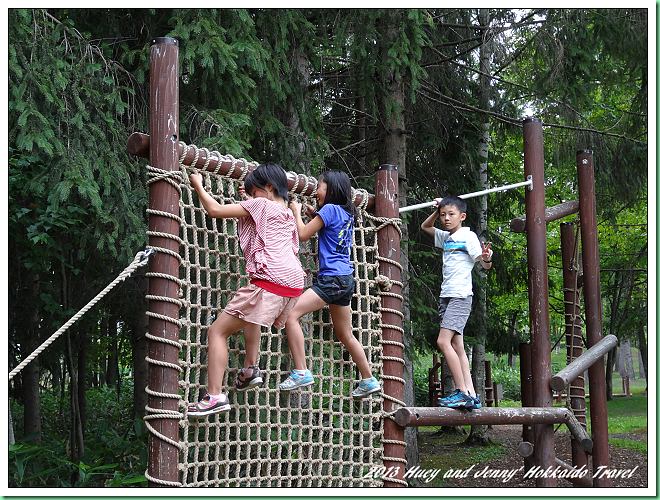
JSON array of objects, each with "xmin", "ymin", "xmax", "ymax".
[
  {"xmin": 563, "ymin": 220, "xmax": 587, "ymax": 429},
  {"xmin": 144, "ymin": 144, "xmax": 405, "ymax": 487}
]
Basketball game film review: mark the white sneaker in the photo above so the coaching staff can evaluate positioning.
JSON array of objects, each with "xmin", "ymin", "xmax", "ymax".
[
  {"xmin": 279, "ymin": 370, "xmax": 315, "ymax": 391},
  {"xmin": 352, "ymin": 377, "xmax": 381, "ymax": 398}
]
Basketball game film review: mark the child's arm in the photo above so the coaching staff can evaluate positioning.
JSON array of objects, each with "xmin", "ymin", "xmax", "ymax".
[
  {"xmin": 190, "ymin": 173, "xmax": 249, "ymax": 219},
  {"xmin": 478, "ymin": 241, "xmax": 493, "ymax": 269},
  {"xmin": 420, "ymin": 198, "xmax": 442, "ymax": 237},
  {"xmin": 290, "ymin": 201, "xmax": 324, "ymax": 242}
]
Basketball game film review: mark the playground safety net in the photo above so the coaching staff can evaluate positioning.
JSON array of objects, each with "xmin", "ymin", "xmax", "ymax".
[{"xmin": 175, "ymin": 152, "xmax": 386, "ymax": 486}]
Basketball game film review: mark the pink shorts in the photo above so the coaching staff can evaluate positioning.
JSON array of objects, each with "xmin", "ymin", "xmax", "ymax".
[{"xmin": 223, "ymin": 283, "xmax": 299, "ymax": 329}]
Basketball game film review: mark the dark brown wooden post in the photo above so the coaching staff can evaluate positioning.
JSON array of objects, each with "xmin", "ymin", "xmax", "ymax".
[
  {"xmin": 523, "ymin": 118, "xmax": 556, "ymax": 486},
  {"xmin": 374, "ymin": 164, "xmax": 406, "ymax": 487},
  {"xmin": 519, "ymin": 342, "xmax": 534, "ymax": 473},
  {"xmin": 560, "ymin": 221, "xmax": 589, "ymax": 474},
  {"xmin": 146, "ymin": 37, "xmax": 181, "ymax": 487},
  {"xmin": 576, "ymin": 149, "xmax": 610, "ymax": 487}
]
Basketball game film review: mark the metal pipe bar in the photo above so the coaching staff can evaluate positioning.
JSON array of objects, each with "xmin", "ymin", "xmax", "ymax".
[
  {"xmin": 523, "ymin": 118, "xmax": 556, "ymax": 486},
  {"xmin": 577, "ymin": 149, "xmax": 610, "ymax": 486},
  {"xmin": 550, "ymin": 334, "xmax": 618, "ymax": 391},
  {"xmin": 510, "ymin": 200, "xmax": 580, "ymax": 233},
  {"xmin": 375, "ymin": 164, "xmax": 406, "ymax": 487},
  {"xmin": 398, "ymin": 176, "xmax": 532, "ymax": 213},
  {"xmin": 127, "ymin": 132, "xmax": 375, "ymax": 212},
  {"xmin": 394, "ymin": 406, "xmax": 572, "ymax": 428}
]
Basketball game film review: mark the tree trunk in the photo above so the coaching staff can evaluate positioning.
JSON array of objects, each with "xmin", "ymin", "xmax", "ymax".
[
  {"xmin": 636, "ymin": 323, "xmax": 647, "ymax": 392},
  {"xmin": 65, "ymin": 331, "xmax": 84, "ymax": 461},
  {"xmin": 9, "ymin": 401, "xmax": 15, "ymax": 446},
  {"xmin": 99, "ymin": 316, "xmax": 108, "ymax": 387},
  {"xmin": 77, "ymin": 329, "xmax": 88, "ymax": 434},
  {"xmin": 106, "ymin": 316, "xmax": 119, "ymax": 388},
  {"xmin": 23, "ymin": 273, "xmax": 42, "ymax": 444},
  {"xmin": 283, "ymin": 43, "xmax": 311, "ymax": 174},
  {"xmin": 467, "ymin": 7, "xmax": 492, "ymax": 447},
  {"xmin": 378, "ymin": 9, "xmax": 419, "ymax": 472},
  {"xmin": 22, "ymin": 356, "xmax": 41, "ymax": 443},
  {"xmin": 132, "ymin": 277, "xmax": 150, "ymax": 420},
  {"xmin": 606, "ymin": 344, "xmax": 616, "ymax": 400}
]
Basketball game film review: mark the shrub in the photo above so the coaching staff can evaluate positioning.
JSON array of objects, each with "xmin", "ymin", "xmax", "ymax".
[
  {"xmin": 9, "ymin": 381, "xmax": 147, "ymax": 487},
  {"xmin": 490, "ymin": 361, "xmax": 521, "ymax": 401}
]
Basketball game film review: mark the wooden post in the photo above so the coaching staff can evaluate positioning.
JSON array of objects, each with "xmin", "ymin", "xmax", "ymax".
[
  {"xmin": 146, "ymin": 37, "xmax": 181, "ymax": 487},
  {"xmin": 519, "ymin": 342, "xmax": 534, "ymax": 473},
  {"xmin": 577, "ymin": 149, "xmax": 611, "ymax": 487},
  {"xmin": 523, "ymin": 118, "xmax": 556, "ymax": 487},
  {"xmin": 374, "ymin": 164, "xmax": 406, "ymax": 487}
]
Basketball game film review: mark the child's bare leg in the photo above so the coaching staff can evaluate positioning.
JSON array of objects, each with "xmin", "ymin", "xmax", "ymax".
[
  {"xmin": 242, "ymin": 322, "xmax": 262, "ymax": 368},
  {"xmin": 330, "ymin": 304, "xmax": 373, "ymax": 379},
  {"xmin": 436, "ymin": 328, "xmax": 466, "ymax": 392},
  {"xmin": 206, "ymin": 312, "xmax": 247, "ymax": 395},
  {"xmin": 284, "ymin": 289, "xmax": 326, "ymax": 371},
  {"xmin": 451, "ymin": 334, "xmax": 476, "ymax": 396}
]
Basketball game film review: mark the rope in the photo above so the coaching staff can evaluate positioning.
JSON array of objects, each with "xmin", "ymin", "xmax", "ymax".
[{"xmin": 8, "ymin": 250, "xmax": 154, "ymax": 381}]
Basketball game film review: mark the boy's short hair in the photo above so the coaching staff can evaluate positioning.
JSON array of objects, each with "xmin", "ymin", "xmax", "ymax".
[{"xmin": 439, "ymin": 195, "xmax": 467, "ymax": 214}]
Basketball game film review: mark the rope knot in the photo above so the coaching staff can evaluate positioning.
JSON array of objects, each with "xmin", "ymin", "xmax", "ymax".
[{"xmin": 375, "ymin": 274, "xmax": 393, "ymax": 291}]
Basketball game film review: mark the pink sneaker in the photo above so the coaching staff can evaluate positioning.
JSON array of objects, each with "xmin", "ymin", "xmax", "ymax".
[{"xmin": 188, "ymin": 393, "xmax": 230, "ymax": 417}]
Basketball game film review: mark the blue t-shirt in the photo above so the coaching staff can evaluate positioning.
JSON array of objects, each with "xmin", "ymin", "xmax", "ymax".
[{"xmin": 316, "ymin": 204, "xmax": 354, "ymax": 276}]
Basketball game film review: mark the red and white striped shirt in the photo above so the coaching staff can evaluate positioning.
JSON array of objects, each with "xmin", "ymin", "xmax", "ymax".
[{"xmin": 238, "ymin": 198, "xmax": 305, "ymax": 296}]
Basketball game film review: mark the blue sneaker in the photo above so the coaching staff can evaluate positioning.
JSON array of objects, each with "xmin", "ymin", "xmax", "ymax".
[
  {"xmin": 439, "ymin": 390, "xmax": 472, "ymax": 409},
  {"xmin": 468, "ymin": 393, "xmax": 482, "ymax": 409},
  {"xmin": 279, "ymin": 370, "xmax": 315, "ymax": 391},
  {"xmin": 437, "ymin": 389, "xmax": 461, "ymax": 407},
  {"xmin": 352, "ymin": 377, "xmax": 381, "ymax": 398}
]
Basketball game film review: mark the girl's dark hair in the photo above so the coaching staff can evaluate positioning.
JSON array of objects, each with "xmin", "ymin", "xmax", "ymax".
[
  {"xmin": 318, "ymin": 170, "xmax": 356, "ymax": 217},
  {"xmin": 243, "ymin": 163, "xmax": 290, "ymax": 202}
]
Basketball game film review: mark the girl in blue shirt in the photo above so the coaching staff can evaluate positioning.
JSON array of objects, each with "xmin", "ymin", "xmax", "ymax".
[{"xmin": 282, "ymin": 171, "xmax": 380, "ymax": 398}]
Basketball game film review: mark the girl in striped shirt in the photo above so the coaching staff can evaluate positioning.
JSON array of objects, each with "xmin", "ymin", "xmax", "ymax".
[{"xmin": 188, "ymin": 163, "xmax": 305, "ymax": 417}]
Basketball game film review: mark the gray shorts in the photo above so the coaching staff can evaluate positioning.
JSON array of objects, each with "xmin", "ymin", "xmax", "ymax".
[{"xmin": 438, "ymin": 296, "xmax": 472, "ymax": 335}]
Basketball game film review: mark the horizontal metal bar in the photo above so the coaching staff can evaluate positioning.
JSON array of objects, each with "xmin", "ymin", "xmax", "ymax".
[{"xmin": 399, "ymin": 176, "xmax": 533, "ymax": 213}]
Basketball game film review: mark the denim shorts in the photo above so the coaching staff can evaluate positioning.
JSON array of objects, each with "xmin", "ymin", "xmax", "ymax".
[{"xmin": 311, "ymin": 274, "xmax": 355, "ymax": 306}]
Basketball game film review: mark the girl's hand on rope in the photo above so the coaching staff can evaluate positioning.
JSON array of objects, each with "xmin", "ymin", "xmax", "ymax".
[
  {"xmin": 303, "ymin": 203, "xmax": 316, "ymax": 219},
  {"xmin": 238, "ymin": 185, "xmax": 251, "ymax": 200},
  {"xmin": 190, "ymin": 172, "xmax": 203, "ymax": 190},
  {"xmin": 289, "ymin": 200, "xmax": 302, "ymax": 217}
]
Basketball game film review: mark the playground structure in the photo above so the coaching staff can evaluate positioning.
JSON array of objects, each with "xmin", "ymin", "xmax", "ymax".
[{"xmin": 129, "ymin": 37, "xmax": 615, "ymax": 487}]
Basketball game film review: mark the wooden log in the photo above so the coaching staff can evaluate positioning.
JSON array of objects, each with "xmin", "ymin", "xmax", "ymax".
[
  {"xmin": 510, "ymin": 200, "xmax": 580, "ymax": 233},
  {"xmin": 518, "ymin": 441, "xmax": 534, "ymax": 458},
  {"xmin": 550, "ymin": 335, "xmax": 618, "ymax": 392},
  {"xmin": 394, "ymin": 406, "xmax": 572, "ymax": 428},
  {"xmin": 127, "ymin": 132, "xmax": 376, "ymax": 212}
]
